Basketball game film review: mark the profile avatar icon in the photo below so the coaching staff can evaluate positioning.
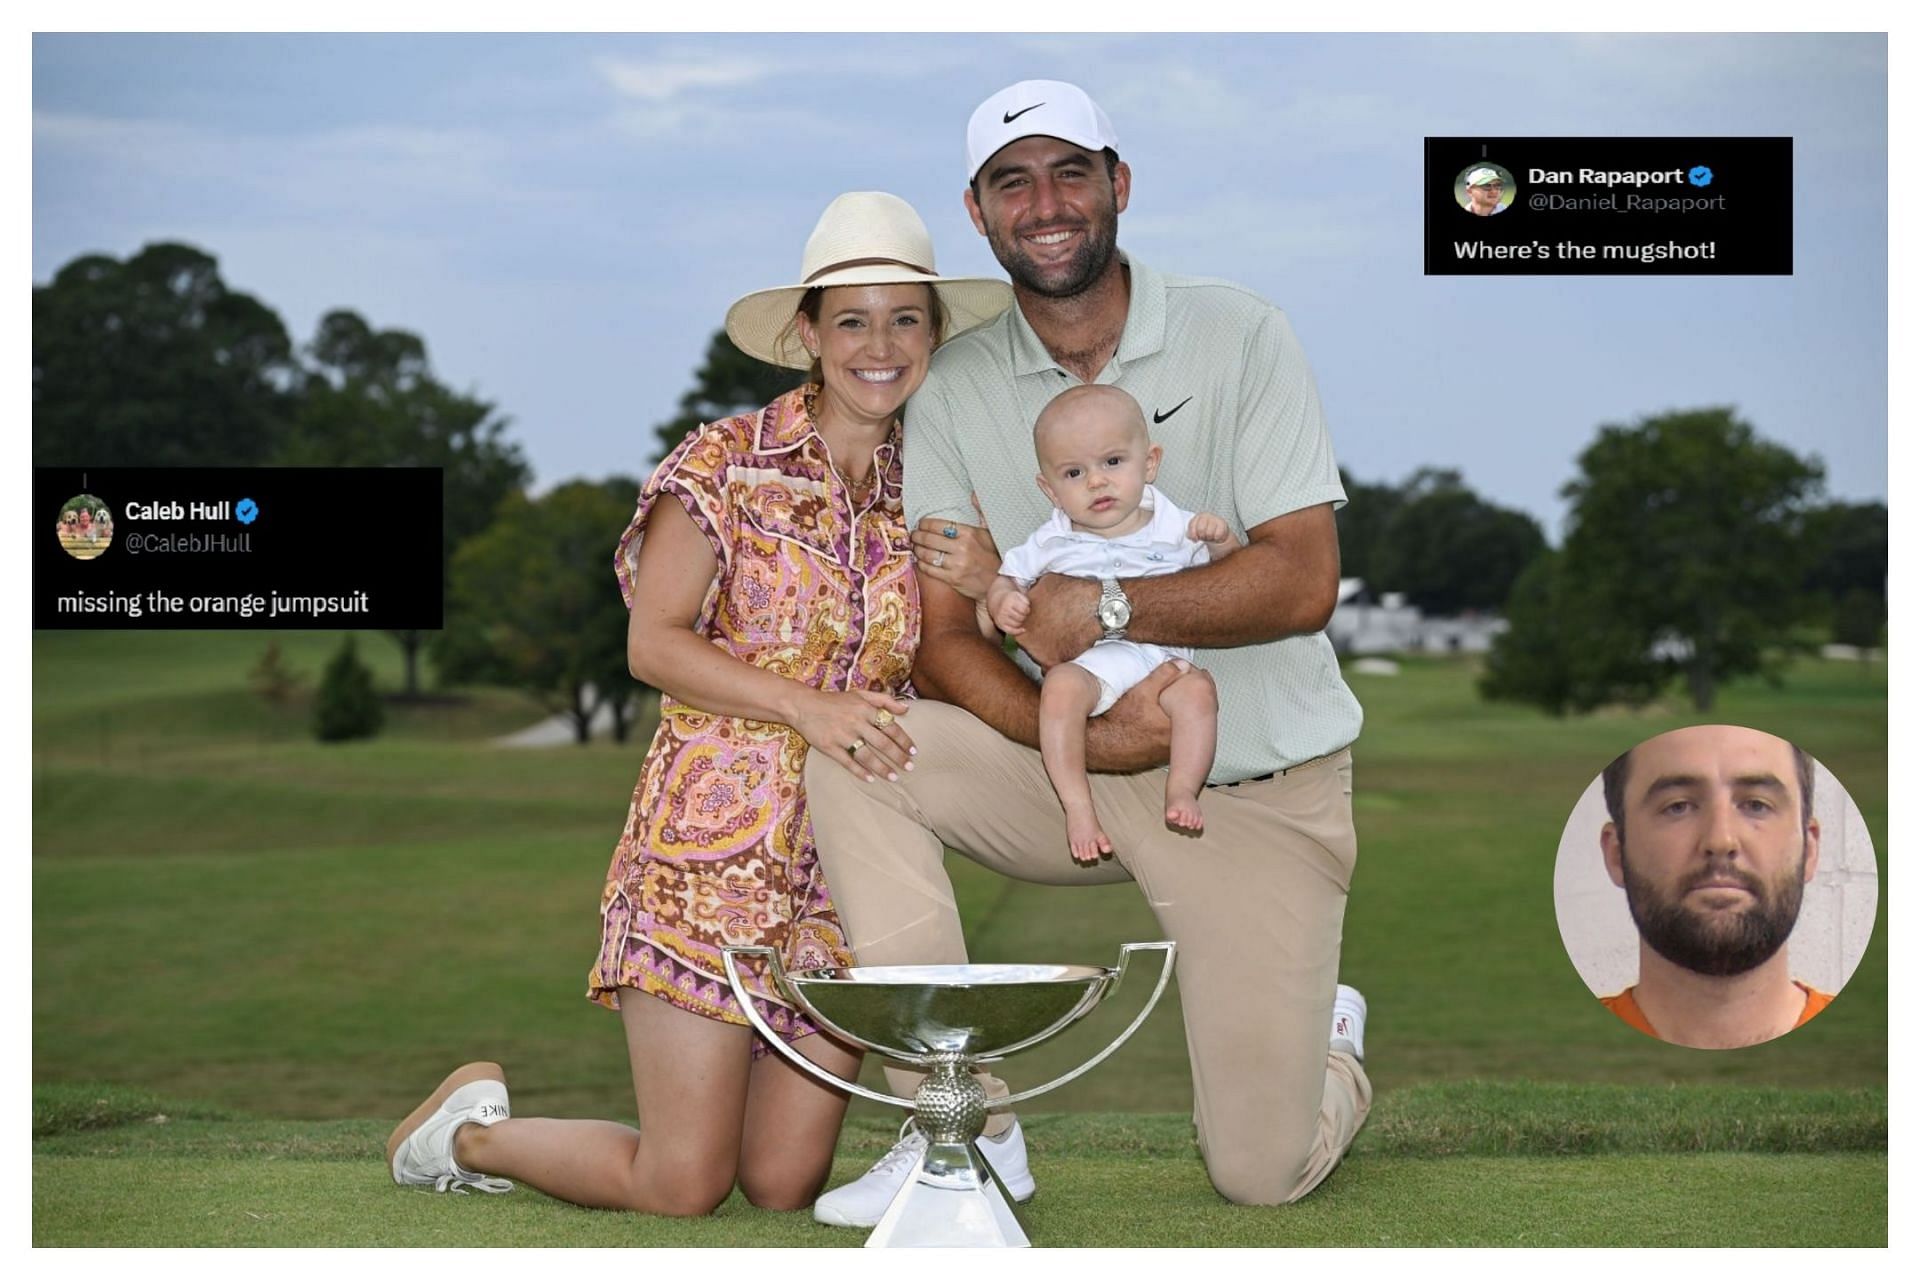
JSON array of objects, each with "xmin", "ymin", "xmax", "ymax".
[
  {"xmin": 56, "ymin": 493, "xmax": 113, "ymax": 561},
  {"xmin": 1456, "ymin": 164, "xmax": 1515, "ymax": 216}
]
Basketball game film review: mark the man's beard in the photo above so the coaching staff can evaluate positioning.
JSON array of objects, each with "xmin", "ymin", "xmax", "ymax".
[
  {"xmin": 985, "ymin": 199, "xmax": 1120, "ymax": 300},
  {"xmin": 1621, "ymin": 845, "xmax": 1806, "ymax": 978}
]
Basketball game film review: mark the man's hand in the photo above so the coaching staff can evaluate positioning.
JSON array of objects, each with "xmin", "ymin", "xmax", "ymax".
[
  {"xmin": 1107, "ymin": 503, "xmax": 1342, "ymax": 649},
  {"xmin": 1016, "ymin": 573, "xmax": 1102, "ymax": 668},
  {"xmin": 1085, "ymin": 659, "xmax": 1186, "ymax": 772}
]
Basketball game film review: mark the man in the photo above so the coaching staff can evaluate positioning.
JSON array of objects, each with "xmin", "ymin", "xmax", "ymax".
[
  {"xmin": 1598, "ymin": 724, "xmax": 1832, "ymax": 1049},
  {"xmin": 1463, "ymin": 166, "xmax": 1506, "ymax": 215},
  {"xmin": 806, "ymin": 79, "xmax": 1371, "ymax": 1224}
]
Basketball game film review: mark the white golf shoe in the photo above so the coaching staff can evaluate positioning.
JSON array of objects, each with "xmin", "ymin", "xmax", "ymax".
[
  {"xmin": 388, "ymin": 1061, "xmax": 516, "ymax": 1194},
  {"xmin": 1330, "ymin": 985, "xmax": 1368, "ymax": 1062},
  {"xmin": 813, "ymin": 1116, "xmax": 1035, "ymax": 1228}
]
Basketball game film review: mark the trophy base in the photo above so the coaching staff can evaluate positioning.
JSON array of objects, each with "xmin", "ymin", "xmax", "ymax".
[{"xmin": 864, "ymin": 1139, "xmax": 1028, "ymax": 1248}]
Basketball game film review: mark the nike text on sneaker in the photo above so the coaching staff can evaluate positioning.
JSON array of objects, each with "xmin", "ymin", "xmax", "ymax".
[
  {"xmin": 388, "ymin": 1062, "xmax": 516, "ymax": 1195},
  {"xmin": 812, "ymin": 1116, "xmax": 1036, "ymax": 1228},
  {"xmin": 1329, "ymin": 984, "xmax": 1368, "ymax": 1063}
]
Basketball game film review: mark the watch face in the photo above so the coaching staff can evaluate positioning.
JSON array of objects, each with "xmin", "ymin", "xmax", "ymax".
[{"xmin": 1098, "ymin": 597, "xmax": 1130, "ymax": 629}]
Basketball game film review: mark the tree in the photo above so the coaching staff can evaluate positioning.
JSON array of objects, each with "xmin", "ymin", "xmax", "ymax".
[
  {"xmin": 1335, "ymin": 467, "xmax": 1542, "ymax": 612},
  {"xmin": 437, "ymin": 479, "xmax": 644, "ymax": 743},
  {"xmin": 1482, "ymin": 407, "xmax": 1823, "ymax": 714},
  {"xmin": 1801, "ymin": 500, "xmax": 1886, "ymax": 597},
  {"xmin": 34, "ymin": 242, "xmax": 298, "ymax": 465},
  {"xmin": 1370, "ymin": 468, "xmax": 1545, "ymax": 614},
  {"xmin": 249, "ymin": 640, "xmax": 305, "ymax": 705},
  {"xmin": 313, "ymin": 636, "xmax": 384, "ymax": 742},
  {"xmin": 1333, "ymin": 467, "xmax": 1402, "ymax": 586},
  {"xmin": 1831, "ymin": 588, "xmax": 1885, "ymax": 653},
  {"xmin": 652, "ymin": 328, "xmax": 801, "ymax": 463},
  {"xmin": 284, "ymin": 309, "xmax": 531, "ymax": 697}
]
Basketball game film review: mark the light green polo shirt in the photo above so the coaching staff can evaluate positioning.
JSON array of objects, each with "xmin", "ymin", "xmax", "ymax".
[{"xmin": 904, "ymin": 255, "xmax": 1364, "ymax": 782}]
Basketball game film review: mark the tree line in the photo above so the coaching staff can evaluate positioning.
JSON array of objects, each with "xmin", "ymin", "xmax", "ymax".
[
  {"xmin": 1480, "ymin": 409, "xmax": 1883, "ymax": 713},
  {"xmin": 34, "ymin": 242, "xmax": 1884, "ymax": 734}
]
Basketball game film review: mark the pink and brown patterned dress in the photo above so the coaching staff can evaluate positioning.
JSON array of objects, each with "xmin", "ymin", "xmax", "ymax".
[{"xmin": 588, "ymin": 386, "xmax": 918, "ymax": 1048}]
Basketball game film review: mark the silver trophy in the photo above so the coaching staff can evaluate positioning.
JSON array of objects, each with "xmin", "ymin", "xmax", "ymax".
[{"xmin": 721, "ymin": 941, "xmax": 1175, "ymax": 1248}]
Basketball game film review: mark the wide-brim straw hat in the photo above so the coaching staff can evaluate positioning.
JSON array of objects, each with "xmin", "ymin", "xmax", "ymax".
[{"xmin": 725, "ymin": 191, "xmax": 1013, "ymax": 370}]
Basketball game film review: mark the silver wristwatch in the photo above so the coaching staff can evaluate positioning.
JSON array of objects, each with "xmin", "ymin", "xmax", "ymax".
[{"xmin": 1097, "ymin": 577, "xmax": 1132, "ymax": 641}]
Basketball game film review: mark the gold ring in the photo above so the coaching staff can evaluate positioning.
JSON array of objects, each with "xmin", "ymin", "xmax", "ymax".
[
  {"xmin": 873, "ymin": 709, "xmax": 894, "ymax": 727},
  {"xmin": 848, "ymin": 738, "xmax": 867, "ymax": 753}
]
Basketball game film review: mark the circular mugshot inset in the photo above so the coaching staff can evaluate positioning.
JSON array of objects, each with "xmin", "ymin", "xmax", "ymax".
[
  {"xmin": 1455, "ymin": 163, "xmax": 1515, "ymax": 216},
  {"xmin": 1553, "ymin": 724, "xmax": 1877, "ymax": 1050},
  {"xmin": 56, "ymin": 493, "xmax": 114, "ymax": 561}
]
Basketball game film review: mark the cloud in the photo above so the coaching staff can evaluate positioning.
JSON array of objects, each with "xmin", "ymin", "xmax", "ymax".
[
  {"xmin": 592, "ymin": 54, "xmax": 772, "ymax": 103},
  {"xmin": 33, "ymin": 111, "xmax": 552, "ymax": 215}
]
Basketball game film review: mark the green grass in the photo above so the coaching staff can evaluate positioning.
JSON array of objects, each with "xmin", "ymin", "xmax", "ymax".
[
  {"xmin": 32, "ymin": 632, "xmax": 1886, "ymax": 1244},
  {"xmin": 31, "ymin": 1083, "xmax": 1886, "ymax": 1246}
]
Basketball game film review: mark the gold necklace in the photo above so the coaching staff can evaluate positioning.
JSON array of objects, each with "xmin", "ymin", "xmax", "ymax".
[{"xmin": 835, "ymin": 462, "xmax": 876, "ymax": 501}]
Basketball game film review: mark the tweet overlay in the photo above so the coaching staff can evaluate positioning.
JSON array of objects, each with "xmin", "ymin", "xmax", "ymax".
[
  {"xmin": 34, "ymin": 467, "xmax": 443, "ymax": 629},
  {"xmin": 1425, "ymin": 137, "xmax": 1792, "ymax": 275}
]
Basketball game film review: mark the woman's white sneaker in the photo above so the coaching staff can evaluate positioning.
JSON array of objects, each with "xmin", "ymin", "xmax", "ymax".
[
  {"xmin": 812, "ymin": 1116, "xmax": 1035, "ymax": 1228},
  {"xmin": 387, "ymin": 1061, "xmax": 516, "ymax": 1194}
]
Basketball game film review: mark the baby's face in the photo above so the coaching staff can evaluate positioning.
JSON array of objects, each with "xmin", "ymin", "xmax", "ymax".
[{"xmin": 1034, "ymin": 403, "xmax": 1161, "ymax": 533}]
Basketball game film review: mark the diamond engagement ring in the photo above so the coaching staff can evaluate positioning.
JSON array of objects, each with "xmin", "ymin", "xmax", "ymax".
[{"xmin": 873, "ymin": 709, "xmax": 895, "ymax": 727}]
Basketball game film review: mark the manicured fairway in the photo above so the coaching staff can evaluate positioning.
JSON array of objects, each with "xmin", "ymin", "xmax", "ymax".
[
  {"xmin": 32, "ymin": 632, "xmax": 1886, "ymax": 1245},
  {"xmin": 31, "ymin": 1086, "xmax": 1886, "ymax": 1247}
]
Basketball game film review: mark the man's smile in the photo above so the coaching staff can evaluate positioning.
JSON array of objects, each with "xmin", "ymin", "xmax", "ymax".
[{"xmin": 1020, "ymin": 225, "xmax": 1084, "ymax": 255}]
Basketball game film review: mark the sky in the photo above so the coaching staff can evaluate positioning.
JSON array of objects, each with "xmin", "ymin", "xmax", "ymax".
[{"xmin": 31, "ymin": 31, "xmax": 1889, "ymax": 537}]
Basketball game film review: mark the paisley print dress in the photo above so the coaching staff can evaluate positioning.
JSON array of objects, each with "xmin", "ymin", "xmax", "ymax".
[{"xmin": 588, "ymin": 387, "xmax": 918, "ymax": 1048}]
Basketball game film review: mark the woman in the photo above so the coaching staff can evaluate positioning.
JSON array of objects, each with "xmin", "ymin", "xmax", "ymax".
[{"xmin": 386, "ymin": 192, "xmax": 1011, "ymax": 1215}]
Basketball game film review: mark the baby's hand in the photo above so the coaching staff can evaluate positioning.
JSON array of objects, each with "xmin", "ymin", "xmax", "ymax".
[
  {"xmin": 991, "ymin": 589, "xmax": 1032, "ymax": 635},
  {"xmin": 1188, "ymin": 512, "xmax": 1230, "ymax": 544}
]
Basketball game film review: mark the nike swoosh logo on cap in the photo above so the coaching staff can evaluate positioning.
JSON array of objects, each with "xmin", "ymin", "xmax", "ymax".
[
  {"xmin": 1003, "ymin": 103, "xmax": 1045, "ymax": 123},
  {"xmin": 1153, "ymin": 397, "xmax": 1193, "ymax": 424}
]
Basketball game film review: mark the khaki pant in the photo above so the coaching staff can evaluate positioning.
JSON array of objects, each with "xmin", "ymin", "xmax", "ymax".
[{"xmin": 805, "ymin": 699, "xmax": 1371, "ymax": 1205}]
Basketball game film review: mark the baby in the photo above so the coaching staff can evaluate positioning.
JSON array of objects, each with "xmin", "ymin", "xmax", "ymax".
[{"xmin": 986, "ymin": 385, "xmax": 1240, "ymax": 864}]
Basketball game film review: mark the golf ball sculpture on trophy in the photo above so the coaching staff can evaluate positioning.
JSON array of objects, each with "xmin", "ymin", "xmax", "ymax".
[{"xmin": 721, "ymin": 940, "xmax": 1176, "ymax": 1249}]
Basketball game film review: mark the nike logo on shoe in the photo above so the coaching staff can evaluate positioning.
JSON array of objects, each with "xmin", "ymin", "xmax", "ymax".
[
  {"xmin": 1003, "ymin": 103, "xmax": 1045, "ymax": 123},
  {"xmin": 1153, "ymin": 397, "xmax": 1193, "ymax": 424}
]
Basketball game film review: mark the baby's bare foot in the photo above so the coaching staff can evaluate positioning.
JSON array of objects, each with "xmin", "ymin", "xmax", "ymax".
[
  {"xmin": 1165, "ymin": 793, "xmax": 1205, "ymax": 834},
  {"xmin": 1066, "ymin": 812, "xmax": 1113, "ymax": 864}
]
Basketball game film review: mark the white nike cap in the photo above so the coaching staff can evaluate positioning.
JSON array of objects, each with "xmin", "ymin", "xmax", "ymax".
[{"xmin": 966, "ymin": 80, "xmax": 1120, "ymax": 181}]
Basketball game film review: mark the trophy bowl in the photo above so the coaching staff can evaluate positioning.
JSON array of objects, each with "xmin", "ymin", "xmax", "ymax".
[
  {"xmin": 722, "ymin": 942, "xmax": 1175, "ymax": 1249},
  {"xmin": 781, "ymin": 962, "xmax": 1115, "ymax": 1060}
]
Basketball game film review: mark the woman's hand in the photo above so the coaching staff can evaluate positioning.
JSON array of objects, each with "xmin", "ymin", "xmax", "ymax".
[
  {"xmin": 911, "ymin": 494, "xmax": 1000, "ymax": 602},
  {"xmin": 791, "ymin": 688, "xmax": 916, "ymax": 783}
]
